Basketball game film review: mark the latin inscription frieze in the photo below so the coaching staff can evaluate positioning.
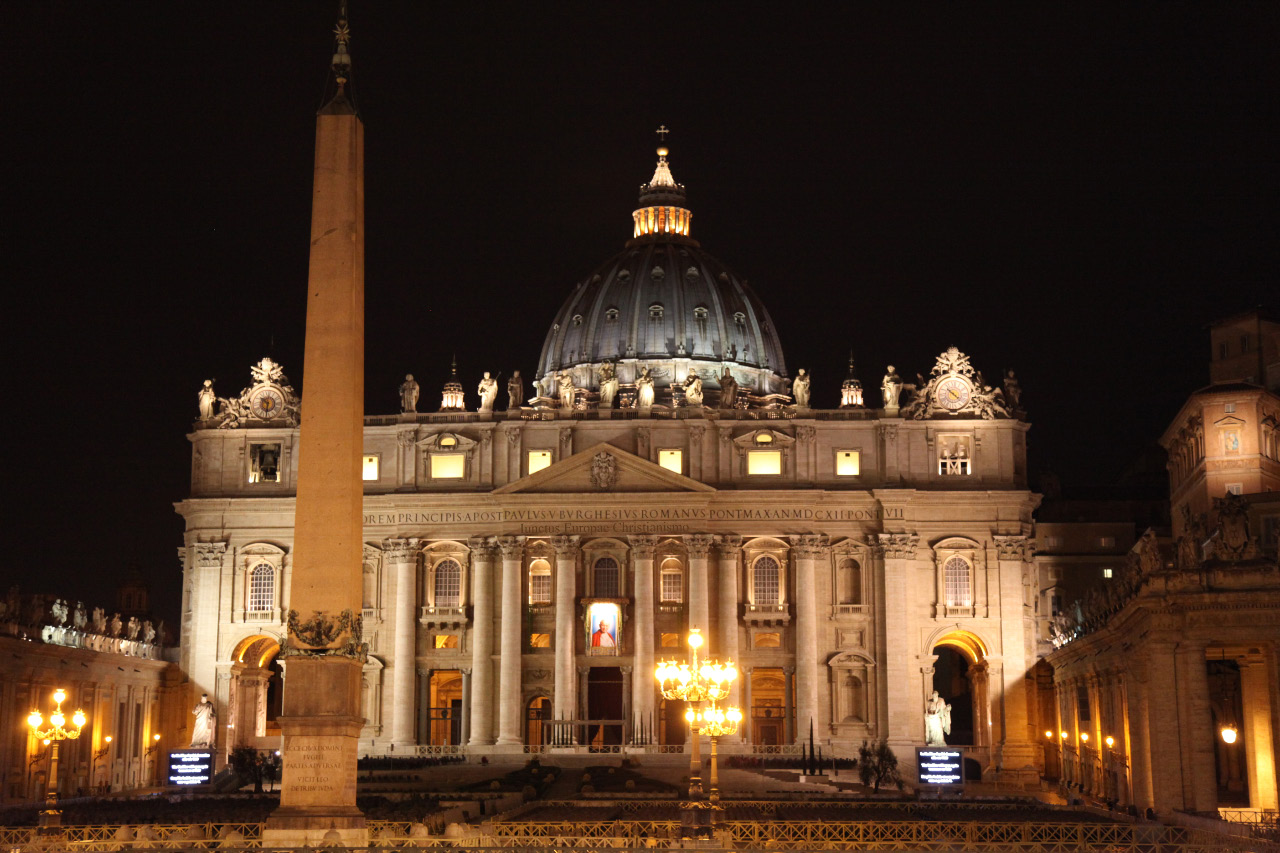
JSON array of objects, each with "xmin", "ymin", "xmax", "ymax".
[{"xmin": 363, "ymin": 506, "xmax": 901, "ymax": 527}]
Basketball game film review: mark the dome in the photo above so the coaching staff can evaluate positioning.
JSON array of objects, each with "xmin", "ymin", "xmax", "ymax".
[{"xmin": 536, "ymin": 142, "xmax": 788, "ymax": 403}]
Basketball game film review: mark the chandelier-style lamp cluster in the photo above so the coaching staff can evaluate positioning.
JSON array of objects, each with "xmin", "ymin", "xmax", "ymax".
[
  {"xmin": 688, "ymin": 704, "xmax": 743, "ymax": 737},
  {"xmin": 28, "ymin": 688, "xmax": 88, "ymax": 830},
  {"xmin": 655, "ymin": 628, "xmax": 738, "ymax": 704}
]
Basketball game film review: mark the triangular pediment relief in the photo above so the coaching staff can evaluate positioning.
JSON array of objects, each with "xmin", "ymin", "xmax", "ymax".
[
  {"xmin": 493, "ymin": 443, "xmax": 715, "ymax": 495},
  {"xmin": 1213, "ymin": 415, "xmax": 1246, "ymax": 428}
]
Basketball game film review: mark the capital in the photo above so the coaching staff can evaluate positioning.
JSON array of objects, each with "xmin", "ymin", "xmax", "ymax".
[
  {"xmin": 717, "ymin": 535, "xmax": 743, "ymax": 557},
  {"xmin": 497, "ymin": 535, "xmax": 524, "ymax": 560},
  {"xmin": 381, "ymin": 538, "xmax": 420, "ymax": 560},
  {"xmin": 685, "ymin": 534, "xmax": 715, "ymax": 558},
  {"xmin": 551, "ymin": 535, "xmax": 579, "ymax": 557},
  {"xmin": 468, "ymin": 536, "xmax": 497, "ymax": 559},
  {"xmin": 628, "ymin": 534, "xmax": 658, "ymax": 558},
  {"xmin": 792, "ymin": 533, "xmax": 829, "ymax": 557},
  {"xmin": 877, "ymin": 532, "xmax": 919, "ymax": 560}
]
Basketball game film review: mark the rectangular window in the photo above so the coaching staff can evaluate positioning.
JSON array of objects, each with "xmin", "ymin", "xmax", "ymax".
[
  {"xmin": 747, "ymin": 450, "xmax": 782, "ymax": 475},
  {"xmin": 1102, "ymin": 567, "xmax": 1113, "ymax": 579},
  {"xmin": 1098, "ymin": 536, "xmax": 1116, "ymax": 548},
  {"xmin": 753, "ymin": 631, "xmax": 782, "ymax": 649},
  {"xmin": 529, "ymin": 633, "xmax": 551, "ymax": 648},
  {"xmin": 529, "ymin": 573, "xmax": 552, "ymax": 605},
  {"xmin": 658, "ymin": 449, "xmax": 683, "ymax": 474},
  {"xmin": 938, "ymin": 436, "xmax": 972, "ymax": 476},
  {"xmin": 430, "ymin": 453, "xmax": 465, "ymax": 479},
  {"xmin": 362, "ymin": 454, "xmax": 380, "ymax": 481},
  {"xmin": 248, "ymin": 443, "xmax": 282, "ymax": 484},
  {"xmin": 434, "ymin": 634, "xmax": 458, "ymax": 649},
  {"xmin": 527, "ymin": 450, "xmax": 553, "ymax": 475},
  {"xmin": 835, "ymin": 450, "xmax": 860, "ymax": 476},
  {"xmin": 1224, "ymin": 402, "xmax": 1237, "ymax": 414},
  {"xmin": 660, "ymin": 570, "xmax": 683, "ymax": 603},
  {"xmin": 660, "ymin": 632, "xmax": 680, "ymax": 648},
  {"xmin": 1042, "ymin": 536, "xmax": 1063, "ymax": 549},
  {"xmin": 1226, "ymin": 483, "xmax": 1243, "ymax": 495}
]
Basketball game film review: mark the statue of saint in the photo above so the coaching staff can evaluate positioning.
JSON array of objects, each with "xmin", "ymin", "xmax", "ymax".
[
  {"xmin": 143, "ymin": 620, "xmax": 156, "ymax": 644},
  {"xmin": 92, "ymin": 607, "xmax": 106, "ymax": 635},
  {"xmin": 719, "ymin": 368, "xmax": 739, "ymax": 408},
  {"xmin": 73, "ymin": 601, "xmax": 87, "ymax": 630},
  {"xmin": 924, "ymin": 690, "xmax": 951, "ymax": 746},
  {"xmin": 190, "ymin": 693, "xmax": 217, "ymax": 749},
  {"xmin": 557, "ymin": 372, "xmax": 576, "ymax": 410},
  {"xmin": 51, "ymin": 599, "xmax": 68, "ymax": 626},
  {"xmin": 477, "ymin": 371, "xmax": 499, "ymax": 412},
  {"xmin": 109, "ymin": 613, "xmax": 123, "ymax": 638},
  {"xmin": 598, "ymin": 363, "xmax": 619, "ymax": 409},
  {"xmin": 636, "ymin": 368, "xmax": 655, "ymax": 412},
  {"xmin": 792, "ymin": 369, "xmax": 811, "ymax": 407},
  {"xmin": 127, "ymin": 616, "xmax": 141, "ymax": 640},
  {"xmin": 683, "ymin": 370, "xmax": 704, "ymax": 407},
  {"xmin": 507, "ymin": 371, "xmax": 524, "ymax": 409},
  {"xmin": 1002, "ymin": 370, "xmax": 1022, "ymax": 409},
  {"xmin": 197, "ymin": 380, "xmax": 216, "ymax": 420},
  {"xmin": 399, "ymin": 374, "xmax": 420, "ymax": 413},
  {"xmin": 881, "ymin": 366, "xmax": 903, "ymax": 409}
]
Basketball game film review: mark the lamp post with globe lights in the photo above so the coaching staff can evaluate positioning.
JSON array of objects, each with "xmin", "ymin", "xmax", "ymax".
[
  {"xmin": 655, "ymin": 628, "xmax": 741, "ymax": 837},
  {"xmin": 27, "ymin": 688, "xmax": 87, "ymax": 830}
]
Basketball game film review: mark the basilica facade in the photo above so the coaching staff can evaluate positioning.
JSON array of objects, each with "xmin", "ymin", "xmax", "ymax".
[{"xmin": 176, "ymin": 146, "xmax": 1043, "ymax": 781}]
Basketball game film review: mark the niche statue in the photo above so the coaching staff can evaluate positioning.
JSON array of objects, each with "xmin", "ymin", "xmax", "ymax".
[{"xmin": 924, "ymin": 690, "xmax": 951, "ymax": 746}]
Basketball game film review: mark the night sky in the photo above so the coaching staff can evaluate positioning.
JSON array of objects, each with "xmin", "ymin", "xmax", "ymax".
[{"xmin": 9, "ymin": 4, "xmax": 1277, "ymax": 624}]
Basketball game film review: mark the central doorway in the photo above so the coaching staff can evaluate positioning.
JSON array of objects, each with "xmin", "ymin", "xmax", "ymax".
[{"xmin": 587, "ymin": 667, "xmax": 624, "ymax": 746}]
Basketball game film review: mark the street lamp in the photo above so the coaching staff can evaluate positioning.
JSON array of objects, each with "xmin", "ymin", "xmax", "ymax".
[
  {"xmin": 27, "ymin": 688, "xmax": 87, "ymax": 830},
  {"xmin": 655, "ymin": 628, "xmax": 740, "ymax": 838},
  {"xmin": 94, "ymin": 736, "xmax": 112, "ymax": 794},
  {"xmin": 689, "ymin": 704, "xmax": 742, "ymax": 802}
]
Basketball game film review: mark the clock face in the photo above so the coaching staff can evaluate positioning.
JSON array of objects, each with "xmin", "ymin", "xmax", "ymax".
[
  {"xmin": 250, "ymin": 387, "xmax": 286, "ymax": 420},
  {"xmin": 937, "ymin": 377, "xmax": 971, "ymax": 411}
]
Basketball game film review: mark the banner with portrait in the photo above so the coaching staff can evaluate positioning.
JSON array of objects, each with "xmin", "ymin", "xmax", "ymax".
[{"xmin": 586, "ymin": 601, "xmax": 620, "ymax": 655}]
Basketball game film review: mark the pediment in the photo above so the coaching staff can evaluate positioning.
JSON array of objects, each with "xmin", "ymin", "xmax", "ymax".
[
  {"xmin": 1213, "ymin": 416, "xmax": 1246, "ymax": 428},
  {"xmin": 493, "ymin": 443, "xmax": 715, "ymax": 495}
]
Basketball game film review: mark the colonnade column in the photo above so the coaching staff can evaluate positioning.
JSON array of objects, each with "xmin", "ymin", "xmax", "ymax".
[
  {"xmin": 552, "ymin": 536, "xmax": 580, "ymax": 725},
  {"xmin": 495, "ymin": 536, "xmax": 525, "ymax": 747},
  {"xmin": 792, "ymin": 535, "xmax": 825, "ymax": 741},
  {"xmin": 717, "ymin": 536, "xmax": 743, "ymax": 715},
  {"xmin": 383, "ymin": 538, "xmax": 419, "ymax": 747},
  {"xmin": 1240, "ymin": 656, "xmax": 1279, "ymax": 811},
  {"xmin": 1143, "ymin": 638, "xmax": 1184, "ymax": 811},
  {"xmin": 467, "ymin": 538, "xmax": 496, "ymax": 745},
  {"xmin": 1126, "ymin": 672, "xmax": 1154, "ymax": 811},
  {"xmin": 1176, "ymin": 643, "xmax": 1217, "ymax": 813},
  {"xmin": 686, "ymin": 535, "xmax": 714, "ymax": 637},
  {"xmin": 629, "ymin": 535, "xmax": 658, "ymax": 737}
]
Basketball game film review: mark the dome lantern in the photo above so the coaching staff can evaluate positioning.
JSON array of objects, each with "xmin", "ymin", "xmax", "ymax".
[{"xmin": 632, "ymin": 127, "xmax": 692, "ymax": 241}]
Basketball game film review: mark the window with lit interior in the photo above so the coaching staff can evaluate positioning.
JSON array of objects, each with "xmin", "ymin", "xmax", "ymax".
[
  {"xmin": 249, "ymin": 443, "xmax": 282, "ymax": 484},
  {"xmin": 658, "ymin": 449, "xmax": 683, "ymax": 474},
  {"xmin": 248, "ymin": 564, "xmax": 274, "ymax": 612},
  {"xmin": 528, "ymin": 559, "xmax": 552, "ymax": 605},
  {"xmin": 527, "ymin": 450, "xmax": 552, "ymax": 475},
  {"xmin": 362, "ymin": 454, "xmax": 380, "ymax": 481},
  {"xmin": 942, "ymin": 555, "xmax": 972, "ymax": 607},
  {"xmin": 835, "ymin": 450, "xmax": 860, "ymax": 476},
  {"xmin": 660, "ymin": 559, "xmax": 683, "ymax": 603},
  {"xmin": 748, "ymin": 433, "xmax": 782, "ymax": 475},
  {"xmin": 433, "ymin": 559, "xmax": 461, "ymax": 608},
  {"xmin": 753, "ymin": 555, "xmax": 781, "ymax": 605}
]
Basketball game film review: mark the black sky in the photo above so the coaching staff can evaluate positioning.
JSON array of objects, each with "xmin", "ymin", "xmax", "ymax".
[{"xmin": 7, "ymin": 3, "xmax": 1278, "ymax": 624}]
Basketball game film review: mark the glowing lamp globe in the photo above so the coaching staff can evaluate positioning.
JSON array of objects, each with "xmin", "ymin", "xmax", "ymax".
[
  {"xmin": 1222, "ymin": 726, "xmax": 1238, "ymax": 744},
  {"xmin": 27, "ymin": 711, "xmax": 42, "ymax": 730}
]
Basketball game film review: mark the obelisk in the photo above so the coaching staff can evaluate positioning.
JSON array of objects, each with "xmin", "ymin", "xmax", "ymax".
[{"xmin": 264, "ymin": 9, "xmax": 367, "ymax": 847}]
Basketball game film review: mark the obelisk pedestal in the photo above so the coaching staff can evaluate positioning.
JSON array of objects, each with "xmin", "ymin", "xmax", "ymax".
[{"xmin": 264, "ymin": 14, "xmax": 368, "ymax": 848}]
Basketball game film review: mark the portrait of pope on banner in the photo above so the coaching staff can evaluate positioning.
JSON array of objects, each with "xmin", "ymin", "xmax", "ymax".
[{"xmin": 587, "ymin": 601, "xmax": 619, "ymax": 653}]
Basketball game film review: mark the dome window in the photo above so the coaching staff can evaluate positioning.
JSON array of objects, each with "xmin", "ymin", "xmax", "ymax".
[
  {"xmin": 572, "ymin": 314, "xmax": 583, "ymax": 327},
  {"xmin": 651, "ymin": 266, "xmax": 665, "ymax": 280},
  {"xmin": 649, "ymin": 304, "xmax": 664, "ymax": 321},
  {"xmin": 617, "ymin": 269, "xmax": 631, "ymax": 281},
  {"xmin": 605, "ymin": 308, "xmax": 620, "ymax": 322},
  {"xmin": 686, "ymin": 266, "xmax": 700, "ymax": 281},
  {"xmin": 693, "ymin": 306, "xmax": 709, "ymax": 321},
  {"xmin": 734, "ymin": 311, "xmax": 747, "ymax": 329}
]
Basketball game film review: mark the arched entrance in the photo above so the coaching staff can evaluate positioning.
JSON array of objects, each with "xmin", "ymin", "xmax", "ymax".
[
  {"xmin": 526, "ymin": 696, "xmax": 551, "ymax": 747},
  {"xmin": 751, "ymin": 668, "xmax": 789, "ymax": 745},
  {"xmin": 426, "ymin": 671, "xmax": 463, "ymax": 746},
  {"xmin": 229, "ymin": 635, "xmax": 283, "ymax": 750},
  {"xmin": 928, "ymin": 630, "xmax": 989, "ymax": 749}
]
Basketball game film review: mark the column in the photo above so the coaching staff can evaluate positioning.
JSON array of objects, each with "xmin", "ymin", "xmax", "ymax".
[
  {"xmin": 878, "ymin": 533, "xmax": 919, "ymax": 745},
  {"xmin": 460, "ymin": 669, "xmax": 472, "ymax": 747},
  {"xmin": 968, "ymin": 662, "xmax": 990, "ymax": 747},
  {"xmin": 621, "ymin": 666, "xmax": 633, "ymax": 744},
  {"xmin": 495, "ymin": 537, "xmax": 524, "ymax": 747},
  {"xmin": 1144, "ymin": 641, "xmax": 1185, "ymax": 812},
  {"xmin": 742, "ymin": 667, "xmax": 754, "ymax": 744},
  {"xmin": 1240, "ymin": 657, "xmax": 1279, "ymax": 811},
  {"xmin": 629, "ymin": 535, "xmax": 657, "ymax": 735},
  {"xmin": 1126, "ymin": 673, "xmax": 1154, "ymax": 811},
  {"xmin": 994, "ymin": 536, "xmax": 1035, "ymax": 773},
  {"xmin": 1176, "ymin": 644, "xmax": 1217, "ymax": 813},
  {"xmin": 686, "ymin": 535, "xmax": 714, "ymax": 638},
  {"xmin": 784, "ymin": 666, "xmax": 796, "ymax": 744},
  {"xmin": 467, "ymin": 538, "xmax": 496, "ymax": 746},
  {"xmin": 717, "ymin": 536, "xmax": 743, "ymax": 714},
  {"xmin": 792, "ymin": 535, "xmax": 825, "ymax": 740},
  {"xmin": 384, "ymin": 539, "xmax": 419, "ymax": 747},
  {"xmin": 553, "ymin": 536, "xmax": 580, "ymax": 724}
]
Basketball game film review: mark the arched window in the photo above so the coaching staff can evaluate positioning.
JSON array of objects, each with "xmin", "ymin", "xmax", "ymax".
[
  {"xmin": 593, "ymin": 557, "xmax": 620, "ymax": 598},
  {"xmin": 838, "ymin": 559, "xmax": 861, "ymax": 605},
  {"xmin": 660, "ymin": 558, "xmax": 683, "ymax": 603},
  {"xmin": 753, "ymin": 556, "xmax": 781, "ymax": 605},
  {"xmin": 943, "ymin": 555, "xmax": 972, "ymax": 607},
  {"xmin": 605, "ymin": 307, "xmax": 619, "ymax": 322},
  {"xmin": 434, "ymin": 559, "xmax": 462, "ymax": 608},
  {"xmin": 528, "ymin": 559, "xmax": 552, "ymax": 605},
  {"xmin": 249, "ymin": 564, "xmax": 274, "ymax": 612}
]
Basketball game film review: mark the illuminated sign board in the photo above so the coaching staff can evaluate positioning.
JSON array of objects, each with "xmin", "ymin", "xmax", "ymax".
[
  {"xmin": 917, "ymin": 748, "xmax": 963, "ymax": 785},
  {"xmin": 167, "ymin": 749, "xmax": 214, "ymax": 786}
]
